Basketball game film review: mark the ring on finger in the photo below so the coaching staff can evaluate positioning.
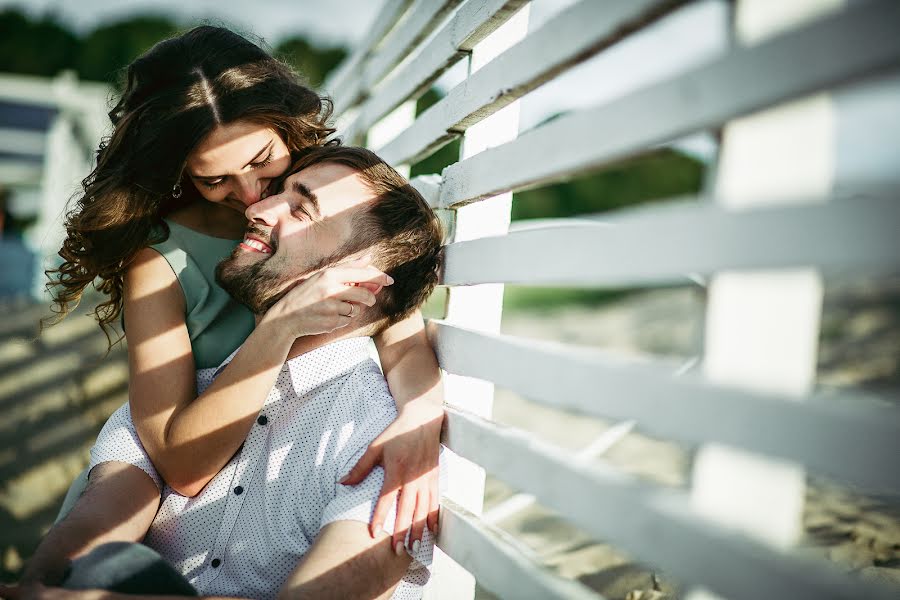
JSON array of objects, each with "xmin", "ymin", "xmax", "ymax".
[{"xmin": 344, "ymin": 303, "xmax": 355, "ymax": 318}]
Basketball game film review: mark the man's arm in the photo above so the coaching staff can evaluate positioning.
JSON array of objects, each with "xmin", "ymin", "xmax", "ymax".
[
  {"xmin": 0, "ymin": 584, "xmax": 242, "ymax": 600},
  {"xmin": 20, "ymin": 462, "xmax": 160, "ymax": 585},
  {"xmin": 278, "ymin": 521, "xmax": 412, "ymax": 600}
]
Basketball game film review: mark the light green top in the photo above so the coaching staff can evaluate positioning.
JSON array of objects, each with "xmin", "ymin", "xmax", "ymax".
[{"xmin": 148, "ymin": 219, "xmax": 255, "ymax": 369}]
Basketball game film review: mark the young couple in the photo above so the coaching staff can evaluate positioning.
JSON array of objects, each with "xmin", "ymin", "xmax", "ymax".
[{"xmin": 8, "ymin": 26, "xmax": 445, "ymax": 600}]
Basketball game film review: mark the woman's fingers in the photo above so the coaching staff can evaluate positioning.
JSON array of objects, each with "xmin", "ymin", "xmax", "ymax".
[
  {"xmin": 409, "ymin": 484, "xmax": 429, "ymax": 549},
  {"xmin": 328, "ymin": 265, "xmax": 393, "ymax": 289},
  {"xmin": 427, "ymin": 470, "xmax": 440, "ymax": 535},
  {"xmin": 370, "ymin": 478, "xmax": 399, "ymax": 539},
  {"xmin": 333, "ymin": 285, "xmax": 377, "ymax": 307},
  {"xmin": 392, "ymin": 486, "xmax": 416, "ymax": 554},
  {"xmin": 342, "ymin": 443, "xmax": 381, "ymax": 485}
]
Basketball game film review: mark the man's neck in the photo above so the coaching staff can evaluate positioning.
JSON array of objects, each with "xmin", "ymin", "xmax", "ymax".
[{"xmin": 254, "ymin": 315, "xmax": 370, "ymax": 361}]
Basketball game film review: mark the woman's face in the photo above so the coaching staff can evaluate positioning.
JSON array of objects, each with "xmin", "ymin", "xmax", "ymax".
[{"xmin": 185, "ymin": 120, "xmax": 292, "ymax": 213}]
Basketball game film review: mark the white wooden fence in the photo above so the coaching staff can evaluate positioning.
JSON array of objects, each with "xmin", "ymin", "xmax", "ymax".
[{"xmin": 324, "ymin": 1, "xmax": 900, "ymax": 598}]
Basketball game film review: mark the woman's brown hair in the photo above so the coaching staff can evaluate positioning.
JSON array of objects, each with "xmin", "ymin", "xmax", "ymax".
[{"xmin": 45, "ymin": 25, "xmax": 336, "ymax": 344}]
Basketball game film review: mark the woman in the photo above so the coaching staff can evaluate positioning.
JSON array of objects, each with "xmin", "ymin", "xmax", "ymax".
[{"xmin": 25, "ymin": 26, "xmax": 442, "ymax": 584}]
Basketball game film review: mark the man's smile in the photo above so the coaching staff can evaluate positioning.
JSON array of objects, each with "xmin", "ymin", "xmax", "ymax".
[
  {"xmin": 239, "ymin": 226, "xmax": 275, "ymax": 254},
  {"xmin": 239, "ymin": 237, "xmax": 272, "ymax": 253}
]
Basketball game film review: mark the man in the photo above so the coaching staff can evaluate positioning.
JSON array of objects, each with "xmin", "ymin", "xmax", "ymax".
[{"xmin": 5, "ymin": 146, "xmax": 444, "ymax": 600}]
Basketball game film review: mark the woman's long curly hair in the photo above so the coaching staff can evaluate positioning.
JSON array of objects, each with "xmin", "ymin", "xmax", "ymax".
[{"xmin": 45, "ymin": 25, "xmax": 336, "ymax": 344}]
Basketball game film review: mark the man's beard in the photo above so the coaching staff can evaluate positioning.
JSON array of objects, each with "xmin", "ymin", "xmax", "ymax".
[
  {"xmin": 215, "ymin": 227, "xmax": 362, "ymax": 315},
  {"xmin": 215, "ymin": 251, "xmax": 292, "ymax": 315}
]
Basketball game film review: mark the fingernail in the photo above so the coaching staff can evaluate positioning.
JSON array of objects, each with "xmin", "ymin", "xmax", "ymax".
[
  {"xmin": 386, "ymin": 275, "xmax": 394, "ymax": 285},
  {"xmin": 412, "ymin": 540, "xmax": 420, "ymax": 553},
  {"xmin": 339, "ymin": 474, "xmax": 349, "ymax": 484},
  {"xmin": 395, "ymin": 541, "xmax": 404, "ymax": 556}
]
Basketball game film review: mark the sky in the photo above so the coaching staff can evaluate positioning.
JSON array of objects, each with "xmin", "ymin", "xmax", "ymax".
[
  {"xmin": 1, "ymin": 0, "xmax": 726, "ymax": 160},
  {"xmin": 0, "ymin": 0, "xmax": 383, "ymax": 47}
]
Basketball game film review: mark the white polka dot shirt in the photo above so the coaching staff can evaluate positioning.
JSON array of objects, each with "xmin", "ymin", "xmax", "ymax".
[{"xmin": 89, "ymin": 337, "xmax": 436, "ymax": 599}]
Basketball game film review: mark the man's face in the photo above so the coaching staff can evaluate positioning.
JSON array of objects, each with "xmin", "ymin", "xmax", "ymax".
[{"xmin": 215, "ymin": 162, "xmax": 376, "ymax": 313}]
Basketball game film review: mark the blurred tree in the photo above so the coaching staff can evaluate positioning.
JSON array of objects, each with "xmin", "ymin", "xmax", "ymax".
[
  {"xmin": 410, "ymin": 87, "xmax": 462, "ymax": 178},
  {"xmin": 77, "ymin": 16, "xmax": 180, "ymax": 84},
  {"xmin": 0, "ymin": 9, "xmax": 79, "ymax": 77},
  {"xmin": 274, "ymin": 36, "xmax": 346, "ymax": 89},
  {"xmin": 512, "ymin": 148, "xmax": 705, "ymax": 220}
]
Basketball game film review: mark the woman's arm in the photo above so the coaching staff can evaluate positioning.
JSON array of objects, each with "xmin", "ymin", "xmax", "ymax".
[
  {"xmin": 342, "ymin": 311, "xmax": 444, "ymax": 551},
  {"xmin": 125, "ymin": 249, "xmax": 387, "ymax": 497}
]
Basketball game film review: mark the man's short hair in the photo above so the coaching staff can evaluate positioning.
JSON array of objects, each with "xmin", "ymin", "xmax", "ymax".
[{"xmin": 289, "ymin": 145, "xmax": 443, "ymax": 330}]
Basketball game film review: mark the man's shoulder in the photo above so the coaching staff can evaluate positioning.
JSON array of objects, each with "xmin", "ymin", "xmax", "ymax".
[{"xmin": 334, "ymin": 358, "xmax": 397, "ymax": 420}]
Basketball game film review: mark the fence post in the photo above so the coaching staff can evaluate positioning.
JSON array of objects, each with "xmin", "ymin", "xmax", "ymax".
[
  {"xmin": 425, "ymin": 5, "xmax": 531, "ymax": 599},
  {"xmin": 687, "ymin": 1, "xmax": 840, "ymax": 598}
]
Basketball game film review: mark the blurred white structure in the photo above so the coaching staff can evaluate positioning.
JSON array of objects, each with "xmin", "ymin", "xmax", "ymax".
[
  {"xmin": 0, "ymin": 71, "xmax": 110, "ymax": 298},
  {"xmin": 326, "ymin": 0, "xmax": 900, "ymax": 598}
]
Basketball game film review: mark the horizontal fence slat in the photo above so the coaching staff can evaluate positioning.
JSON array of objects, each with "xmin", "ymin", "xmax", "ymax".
[
  {"xmin": 343, "ymin": 0, "xmax": 528, "ymax": 145},
  {"xmin": 326, "ymin": 0, "xmax": 413, "ymax": 110},
  {"xmin": 437, "ymin": 0, "xmax": 900, "ymax": 206},
  {"xmin": 430, "ymin": 320, "xmax": 900, "ymax": 494},
  {"xmin": 376, "ymin": 0, "xmax": 683, "ymax": 166},
  {"xmin": 440, "ymin": 196, "xmax": 900, "ymax": 287},
  {"xmin": 438, "ymin": 499, "xmax": 601, "ymax": 600},
  {"xmin": 442, "ymin": 406, "xmax": 898, "ymax": 600},
  {"xmin": 410, "ymin": 174, "xmax": 442, "ymax": 207},
  {"xmin": 360, "ymin": 0, "xmax": 464, "ymax": 104}
]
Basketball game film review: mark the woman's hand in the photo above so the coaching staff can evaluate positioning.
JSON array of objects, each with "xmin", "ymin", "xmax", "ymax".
[
  {"xmin": 340, "ymin": 399, "xmax": 444, "ymax": 553},
  {"xmin": 260, "ymin": 256, "xmax": 393, "ymax": 338}
]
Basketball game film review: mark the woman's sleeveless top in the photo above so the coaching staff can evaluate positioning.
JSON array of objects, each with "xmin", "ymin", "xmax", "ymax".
[{"xmin": 148, "ymin": 219, "xmax": 255, "ymax": 369}]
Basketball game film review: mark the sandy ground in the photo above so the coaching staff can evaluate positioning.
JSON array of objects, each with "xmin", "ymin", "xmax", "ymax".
[
  {"xmin": 472, "ymin": 279, "xmax": 900, "ymax": 598},
  {"xmin": 1, "ymin": 279, "xmax": 898, "ymax": 598}
]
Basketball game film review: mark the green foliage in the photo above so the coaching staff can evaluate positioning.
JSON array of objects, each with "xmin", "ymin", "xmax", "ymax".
[
  {"xmin": 0, "ymin": 9, "xmax": 79, "ymax": 76},
  {"xmin": 410, "ymin": 87, "xmax": 462, "ymax": 178},
  {"xmin": 274, "ymin": 36, "xmax": 346, "ymax": 89},
  {"xmin": 512, "ymin": 149, "xmax": 705, "ymax": 220},
  {"xmin": 77, "ymin": 16, "xmax": 180, "ymax": 84},
  {"xmin": 0, "ymin": 9, "xmax": 347, "ymax": 91}
]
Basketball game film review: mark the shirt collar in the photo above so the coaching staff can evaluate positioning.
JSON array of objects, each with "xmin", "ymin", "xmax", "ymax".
[
  {"xmin": 283, "ymin": 337, "xmax": 373, "ymax": 397},
  {"xmin": 213, "ymin": 336, "xmax": 372, "ymax": 393}
]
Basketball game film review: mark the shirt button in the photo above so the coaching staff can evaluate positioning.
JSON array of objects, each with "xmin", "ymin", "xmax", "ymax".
[
  {"xmin": 211, "ymin": 558, "xmax": 221, "ymax": 568},
  {"xmin": 257, "ymin": 415, "xmax": 268, "ymax": 425},
  {"xmin": 234, "ymin": 486, "xmax": 244, "ymax": 495}
]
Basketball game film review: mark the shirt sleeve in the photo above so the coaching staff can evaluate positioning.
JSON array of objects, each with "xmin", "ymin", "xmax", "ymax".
[
  {"xmin": 318, "ymin": 361, "xmax": 438, "ymax": 571},
  {"xmin": 88, "ymin": 402, "xmax": 163, "ymax": 491}
]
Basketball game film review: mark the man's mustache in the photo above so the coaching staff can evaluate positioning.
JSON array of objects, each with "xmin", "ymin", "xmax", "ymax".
[{"xmin": 244, "ymin": 223, "xmax": 277, "ymax": 251}]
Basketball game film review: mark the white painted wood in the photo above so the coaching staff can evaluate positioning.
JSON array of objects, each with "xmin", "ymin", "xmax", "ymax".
[
  {"xmin": 343, "ymin": 0, "xmax": 528, "ymax": 144},
  {"xmin": 326, "ymin": 0, "xmax": 900, "ymax": 595},
  {"xmin": 326, "ymin": 0, "xmax": 414, "ymax": 112},
  {"xmin": 439, "ymin": 196, "xmax": 900, "ymax": 287},
  {"xmin": 430, "ymin": 0, "xmax": 900, "ymax": 206},
  {"xmin": 363, "ymin": 0, "xmax": 464, "ymax": 93},
  {"xmin": 482, "ymin": 420, "xmax": 636, "ymax": 525},
  {"xmin": 427, "ymin": 320, "xmax": 900, "ymax": 494},
  {"xmin": 442, "ymin": 405, "xmax": 899, "ymax": 600},
  {"xmin": 0, "ymin": 128, "xmax": 47, "ymax": 155},
  {"xmin": 437, "ymin": 499, "xmax": 601, "ymax": 600},
  {"xmin": 365, "ymin": 100, "xmax": 417, "ymax": 178},
  {"xmin": 376, "ymin": 0, "xmax": 672, "ymax": 166},
  {"xmin": 688, "ymin": 9, "xmax": 841, "ymax": 597},
  {"xmin": 427, "ymin": 7, "xmax": 530, "ymax": 600}
]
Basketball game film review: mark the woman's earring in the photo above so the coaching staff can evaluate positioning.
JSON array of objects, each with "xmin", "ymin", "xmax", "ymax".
[{"xmin": 172, "ymin": 183, "xmax": 183, "ymax": 199}]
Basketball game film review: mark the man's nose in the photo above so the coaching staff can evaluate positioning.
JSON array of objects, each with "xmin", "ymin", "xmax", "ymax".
[{"xmin": 244, "ymin": 194, "xmax": 281, "ymax": 225}]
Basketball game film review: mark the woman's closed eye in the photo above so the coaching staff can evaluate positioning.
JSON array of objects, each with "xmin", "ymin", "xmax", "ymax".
[
  {"xmin": 250, "ymin": 152, "xmax": 274, "ymax": 170},
  {"xmin": 198, "ymin": 152, "xmax": 274, "ymax": 190}
]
